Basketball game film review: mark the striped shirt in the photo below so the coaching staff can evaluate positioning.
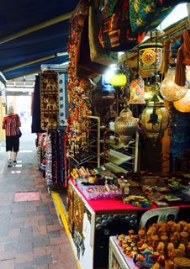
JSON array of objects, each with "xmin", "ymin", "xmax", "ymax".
[{"xmin": 2, "ymin": 114, "xmax": 21, "ymax": 137}]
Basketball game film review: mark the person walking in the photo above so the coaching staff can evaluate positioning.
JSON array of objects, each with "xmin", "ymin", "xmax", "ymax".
[{"xmin": 2, "ymin": 105, "xmax": 21, "ymax": 167}]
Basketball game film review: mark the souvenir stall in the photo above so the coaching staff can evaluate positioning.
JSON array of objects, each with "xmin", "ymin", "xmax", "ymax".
[
  {"xmin": 32, "ymin": 67, "xmax": 69, "ymax": 190},
  {"xmin": 62, "ymin": 0, "xmax": 190, "ymax": 269}
]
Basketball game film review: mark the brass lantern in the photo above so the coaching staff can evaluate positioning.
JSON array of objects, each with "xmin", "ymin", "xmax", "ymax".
[
  {"xmin": 114, "ymin": 103, "xmax": 138, "ymax": 144},
  {"xmin": 140, "ymin": 93, "xmax": 169, "ymax": 139}
]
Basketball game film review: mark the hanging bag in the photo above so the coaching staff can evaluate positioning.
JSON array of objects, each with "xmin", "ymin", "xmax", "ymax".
[
  {"xmin": 88, "ymin": 3, "xmax": 117, "ymax": 65},
  {"xmin": 98, "ymin": 0, "xmax": 137, "ymax": 51}
]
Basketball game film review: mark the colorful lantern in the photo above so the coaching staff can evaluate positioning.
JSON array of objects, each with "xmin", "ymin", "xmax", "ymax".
[
  {"xmin": 129, "ymin": 75, "xmax": 146, "ymax": 104},
  {"xmin": 160, "ymin": 67, "xmax": 188, "ymax": 102},
  {"xmin": 139, "ymin": 42, "xmax": 163, "ymax": 77},
  {"xmin": 110, "ymin": 73, "xmax": 127, "ymax": 87}
]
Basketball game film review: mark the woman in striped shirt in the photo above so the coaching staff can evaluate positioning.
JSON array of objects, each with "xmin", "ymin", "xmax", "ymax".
[{"xmin": 2, "ymin": 106, "xmax": 21, "ymax": 167}]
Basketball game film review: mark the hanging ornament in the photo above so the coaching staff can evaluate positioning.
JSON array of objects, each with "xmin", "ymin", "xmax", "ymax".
[
  {"xmin": 139, "ymin": 42, "xmax": 163, "ymax": 77},
  {"xmin": 129, "ymin": 75, "xmax": 146, "ymax": 104},
  {"xmin": 160, "ymin": 67, "xmax": 188, "ymax": 102},
  {"xmin": 173, "ymin": 89, "xmax": 190, "ymax": 113},
  {"xmin": 140, "ymin": 93, "xmax": 169, "ymax": 139},
  {"xmin": 114, "ymin": 102, "xmax": 138, "ymax": 144}
]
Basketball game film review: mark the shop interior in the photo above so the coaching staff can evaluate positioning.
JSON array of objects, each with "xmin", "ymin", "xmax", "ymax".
[{"xmin": 1, "ymin": 1, "xmax": 190, "ymax": 269}]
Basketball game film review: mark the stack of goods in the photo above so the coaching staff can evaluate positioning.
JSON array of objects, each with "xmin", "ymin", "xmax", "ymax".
[
  {"xmin": 70, "ymin": 166, "xmax": 122, "ymax": 200},
  {"xmin": 117, "ymin": 220, "xmax": 190, "ymax": 268}
]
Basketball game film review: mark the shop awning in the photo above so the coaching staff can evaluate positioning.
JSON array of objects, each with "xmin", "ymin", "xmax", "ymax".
[{"xmin": 0, "ymin": 0, "xmax": 79, "ymax": 80}]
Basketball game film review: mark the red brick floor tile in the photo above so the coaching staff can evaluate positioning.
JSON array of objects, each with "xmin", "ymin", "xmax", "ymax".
[
  {"xmin": 47, "ymin": 224, "xmax": 62, "ymax": 232},
  {"xmin": 33, "ymin": 246, "xmax": 47, "ymax": 257},
  {"xmin": 16, "ymin": 252, "xmax": 34, "ymax": 263},
  {"xmin": 0, "ymin": 147, "xmax": 79, "ymax": 269},
  {"xmin": 36, "ymin": 265, "xmax": 50, "ymax": 269},
  {"xmin": 0, "ymin": 259, "xmax": 15, "ymax": 269},
  {"xmin": 14, "ymin": 192, "xmax": 41, "ymax": 202},
  {"xmin": 33, "ymin": 225, "xmax": 47, "ymax": 236}
]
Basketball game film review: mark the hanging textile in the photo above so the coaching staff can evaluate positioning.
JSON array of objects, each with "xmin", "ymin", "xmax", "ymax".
[
  {"xmin": 98, "ymin": 0, "xmax": 137, "ymax": 51},
  {"xmin": 40, "ymin": 70, "xmax": 59, "ymax": 130},
  {"xmin": 45, "ymin": 134, "xmax": 53, "ymax": 187},
  {"xmin": 45, "ymin": 130, "xmax": 66, "ymax": 188},
  {"xmin": 129, "ymin": 0, "xmax": 173, "ymax": 34},
  {"xmin": 58, "ymin": 73, "xmax": 69, "ymax": 128},
  {"xmin": 88, "ymin": 3, "xmax": 117, "ymax": 64},
  {"xmin": 31, "ymin": 75, "xmax": 46, "ymax": 133},
  {"xmin": 175, "ymin": 30, "xmax": 190, "ymax": 86}
]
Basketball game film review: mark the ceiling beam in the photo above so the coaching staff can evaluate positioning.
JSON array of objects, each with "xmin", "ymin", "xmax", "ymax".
[{"xmin": 0, "ymin": 11, "xmax": 73, "ymax": 45}]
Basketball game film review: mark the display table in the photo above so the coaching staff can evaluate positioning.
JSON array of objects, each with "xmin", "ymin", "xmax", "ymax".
[
  {"xmin": 67, "ymin": 180, "xmax": 190, "ymax": 269},
  {"xmin": 109, "ymin": 236, "xmax": 138, "ymax": 269}
]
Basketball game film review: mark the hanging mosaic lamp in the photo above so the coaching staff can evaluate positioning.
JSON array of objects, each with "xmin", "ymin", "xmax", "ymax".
[
  {"xmin": 173, "ymin": 89, "xmax": 190, "ymax": 113},
  {"xmin": 139, "ymin": 42, "xmax": 163, "ymax": 77},
  {"xmin": 140, "ymin": 93, "xmax": 169, "ymax": 139},
  {"xmin": 160, "ymin": 67, "xmax": 188, "ymax": 102},
  {"xmin": 128, "ymin": 75, "xmax": 146, "ymax": 104},
  {"xmin": 114, "ymin": 103, "xmax": 138, "ymax": 144}
]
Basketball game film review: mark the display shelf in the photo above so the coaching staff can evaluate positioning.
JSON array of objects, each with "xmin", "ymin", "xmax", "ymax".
[
  {"xmin": 105, "ymin": 162, "xmax": 129, "ymax": 174},
  {"xmin": 106, "ymin": 149, "xmax": 133, "ymax": 165},
  {"xmin": 104, "ymin": 131, "xmax": 139, "ymax": 174},
  {"xmin": 64, "ymin": 116, "xmax": 101, "ymax": 183}
]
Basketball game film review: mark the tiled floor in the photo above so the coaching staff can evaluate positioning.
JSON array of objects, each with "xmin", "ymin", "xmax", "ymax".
[{"xmin": 0, "ymin": 133, "xmax": 79, "ymax": 269}]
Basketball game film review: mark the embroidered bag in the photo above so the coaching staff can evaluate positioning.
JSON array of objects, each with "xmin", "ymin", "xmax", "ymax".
[
  {"xmin": 88, "ymin": 3, "xmax": 117, "ymax": 65},
  {"xmin": 98, "ymin": 0, "xmax": 137, "ymax": 51}
]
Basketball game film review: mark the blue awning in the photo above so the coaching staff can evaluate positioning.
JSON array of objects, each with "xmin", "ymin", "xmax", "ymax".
[{"xmin": 0, "ymin": 0, "xmax": 79, "ymax": 80}]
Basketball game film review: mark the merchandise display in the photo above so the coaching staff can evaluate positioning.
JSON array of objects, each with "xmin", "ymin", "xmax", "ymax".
[
  {"xmin": 70, "ymin": 167, "xmax": 190, "ymax": 208},
  {"xmin": 114, "ymin": 219, "xmax": 190, "ymax": 268}
]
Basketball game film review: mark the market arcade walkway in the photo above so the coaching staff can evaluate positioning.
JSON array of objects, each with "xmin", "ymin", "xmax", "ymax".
[{"xmin": 0, "ymin": 132, "xmax": 78, "ymax": 269}]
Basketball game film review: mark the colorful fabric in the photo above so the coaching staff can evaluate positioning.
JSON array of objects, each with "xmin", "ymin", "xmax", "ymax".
[
  {"xmin": 58, "ymin": 73, "xmax": 69, "ymax": 128},
  {"xmin": 2, "ymin": 114, "xmax": 21, "ymax": 136},
  {"xmin": 129, "ymin": 0, "xmax": 173, "ymax": 34},
  {"xmin": 99, "ymin": 0, "xmax": 137, "ymax": 51}
]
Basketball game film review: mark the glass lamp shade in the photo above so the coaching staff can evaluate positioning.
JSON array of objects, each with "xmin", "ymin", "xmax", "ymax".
[
  {"xmin": 173, "ymin": 89, "xmax": 190, "ymax": 113},
  {"xmin": 144, "ymin": 84, "xmax": 155, "ymax": 100},
  {"xmin": 128, "ymin": 75, "xmax": 146, "ymax": 104},
  {"xmin": 160, "ymin": 67, "xmax": 188, "ymax": 102},
  {"xmin": 114, "ymin": 105, "xmax": 138, "ymax": 143},
  {"xmin": 110, "ymin": 73, "xmax": 127, "ymax": 87},
  {"xmin": 139, "ymin": 42, "xmax": 163, "ymax": 77},
  {"xmin": 140, "ymin": 94, "xmax": 169, "ymax": 139}
]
